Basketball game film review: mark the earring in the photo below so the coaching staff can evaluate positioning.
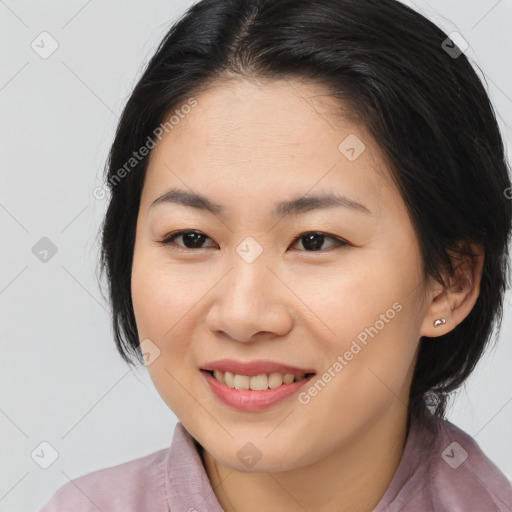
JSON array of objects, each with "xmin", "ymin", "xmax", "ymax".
[{"xmin": 433, "ymin": 318, "xmax": 446, "ymax": 327}]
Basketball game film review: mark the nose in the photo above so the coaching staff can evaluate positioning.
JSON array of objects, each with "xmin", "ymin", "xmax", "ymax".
[{"xmin": 205, "ymin": 254, "xmax": 293, "ymax": 343}]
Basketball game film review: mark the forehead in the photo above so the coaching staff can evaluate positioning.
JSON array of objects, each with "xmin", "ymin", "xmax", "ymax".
[{"xmin": 142, "ymin": 78, "xmax": 400, "ymax": 220}]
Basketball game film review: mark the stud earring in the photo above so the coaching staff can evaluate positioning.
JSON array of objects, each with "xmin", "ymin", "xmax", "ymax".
[{"xmin": 433, "ymin": 318, "xmax": 446, "ymax": 327}]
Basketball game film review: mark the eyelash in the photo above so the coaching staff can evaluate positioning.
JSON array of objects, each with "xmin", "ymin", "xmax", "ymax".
[{"xmin": 157, "ymin": 230, "xmax": 350, "ymax": 253}]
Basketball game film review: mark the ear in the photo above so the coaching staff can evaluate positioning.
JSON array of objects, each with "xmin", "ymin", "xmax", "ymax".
[{"xmin": 420, "ymin": 242, "xmax": 484, "ymax": 338}]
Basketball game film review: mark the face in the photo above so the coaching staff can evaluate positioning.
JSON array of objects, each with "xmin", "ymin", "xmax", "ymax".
[{"xmin": 131, "ymin": 78, "xmax": 431, "ymax": 473}]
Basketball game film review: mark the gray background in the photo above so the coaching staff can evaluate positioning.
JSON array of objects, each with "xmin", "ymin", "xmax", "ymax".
[{"xmin": 0, "ymin": 1, "xmax": 511, "ymax": 510}]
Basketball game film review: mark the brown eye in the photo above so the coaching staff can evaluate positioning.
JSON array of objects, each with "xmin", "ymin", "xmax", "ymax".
[
  {"xmin": 159, "ymin": 230, "xmax": 217, "ymax": 250},
  {"xmin": 158, "ymin": 230, "xmax": 348, "ymax": 253},
  {"xmin": 290, "ymin": 232, "xmax": 348, "ymax": 252}
]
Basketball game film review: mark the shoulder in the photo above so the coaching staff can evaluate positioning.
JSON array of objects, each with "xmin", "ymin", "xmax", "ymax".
[
  {"xmin": 428, "ymin": 419, "xmax": 512, "ymax": 511},
  {"xmin": 38, "ymin": 447, "xmax": 169, "ymax": 512}
]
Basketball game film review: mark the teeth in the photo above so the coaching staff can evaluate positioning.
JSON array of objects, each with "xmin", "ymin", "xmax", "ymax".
[
  {"xmin": 224, "ymin": 371, "xmax": 235, "ymax": 388},
  {"xmin": 233, "ymin": 374, "xmax": 250, "ymax": 390},
  {"xmin": 213, "ymin": 370, "xmax": 224, "ymax": 382},
  {"xmin": 268, "ymin": 372, "xmax": 283, "ymax": 388},
  {"xmin": 210, "ymin": 370, "xmax": 309, "ymax": 390},
  {"xmin": 249, "ymin": 373, "xmax": 268, "ymax": 391},
  {"xmin": 282, "ymin": 373, "xmax": 294, "ymax": 384}
]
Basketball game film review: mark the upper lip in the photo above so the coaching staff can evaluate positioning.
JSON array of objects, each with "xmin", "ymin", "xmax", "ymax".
[{"xmin": 200, "ymin": 359, "xmax": 316, "ymax": 376}]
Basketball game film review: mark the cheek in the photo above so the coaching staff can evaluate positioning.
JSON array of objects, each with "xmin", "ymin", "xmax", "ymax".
[
  {"xmin": 131, "ymin": 251, "xmax": 201, "ymax": 417},
  {"xmin": 130, "ymin": 249, "xmax": 210, "ymax": 398},
  {"xmin": 287, "ymin": 260, "xmax": 396, "ymax": 347},
  {"xmin": 131, "ymin": 248, "xmax": 195, "ymax": 341},
  {"xmin": 131, "ymin": 265, "xmax": 168, "ymax": 341},
  {"xmin": 299, "ymin": 316, "xmax": 419, "ymax": 447},
  {"xmin": 297, "ymin": 260, "xmax": 421, "ymax": 406}
]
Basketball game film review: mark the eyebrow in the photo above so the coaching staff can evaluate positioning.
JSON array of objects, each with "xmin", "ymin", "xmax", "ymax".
[{"xmin": 149, "ymin": 187, "xmax": 372, "ymax": 217}]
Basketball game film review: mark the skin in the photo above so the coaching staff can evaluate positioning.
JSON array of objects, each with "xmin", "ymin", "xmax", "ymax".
[{"xmin": 131, "ymin": 78, "xmax": 484, "ymax": 512}]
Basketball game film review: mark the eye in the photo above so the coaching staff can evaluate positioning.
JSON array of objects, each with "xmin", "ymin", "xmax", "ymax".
[
  {"xmin": 158, "ymin": 230, "xmax": 217, "ymax": 250},
  {"xmin": 289, "ymin": 231, "xmax": 349, "ymax": 252},
  {"xmin": 158, "ymin": 230, "xmax": 349, "ymax": 252}
]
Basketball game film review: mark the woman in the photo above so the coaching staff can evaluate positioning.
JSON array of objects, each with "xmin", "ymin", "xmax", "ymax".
[{"xmin": 40, "ymin": 0, "xmax": 512, "ymax": 510}]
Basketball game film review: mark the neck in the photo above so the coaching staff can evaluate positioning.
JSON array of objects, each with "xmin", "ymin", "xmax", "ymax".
[{"xmin": 200, "ymin": 405, "xmax": 410, "ymax": 512}]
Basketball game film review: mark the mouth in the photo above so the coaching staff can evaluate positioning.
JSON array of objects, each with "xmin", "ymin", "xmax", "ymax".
[
  {"xmin": 199, "ymin": 368, "xmax": 317, "ymax": 411},
  {"xmin": 202, "ymin": 369, "xmax": 316, "ymax": 390}
]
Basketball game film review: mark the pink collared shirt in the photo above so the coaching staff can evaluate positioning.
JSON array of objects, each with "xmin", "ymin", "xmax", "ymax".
[{"xmin": 39, "ymin": 415, "xmax": 512, "ymax": 511}]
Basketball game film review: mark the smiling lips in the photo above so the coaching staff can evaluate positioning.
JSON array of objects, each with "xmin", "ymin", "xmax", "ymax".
[
  {"xmin": 201, "ymin": 359, "xmax": 316, "ymax": 376},
  {"xmin": 200, "ymin": 359, "xmax": 316, "ymax": 411}
]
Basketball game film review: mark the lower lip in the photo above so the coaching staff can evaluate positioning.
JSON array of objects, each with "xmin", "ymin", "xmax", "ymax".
[{"xmin": 200, "ymin": 370, "xmax": 315, "ymax": 411}]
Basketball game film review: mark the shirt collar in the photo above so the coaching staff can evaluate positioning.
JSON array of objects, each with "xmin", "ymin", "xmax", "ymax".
[
  {"xmin": 165, "ymin": 414, "xmax": 437, "ymax": 512},
  {"xmin": 165, "ymin": 422, "xmax": 224, "ymax": 512}
]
